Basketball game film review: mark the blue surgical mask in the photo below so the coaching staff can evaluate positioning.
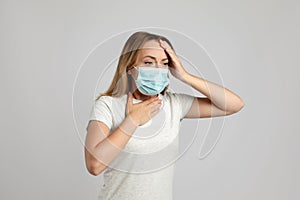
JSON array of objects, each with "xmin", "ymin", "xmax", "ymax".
[{"xmin": 133, "ymin": 66, "xmax": 170, "ymax": 95}]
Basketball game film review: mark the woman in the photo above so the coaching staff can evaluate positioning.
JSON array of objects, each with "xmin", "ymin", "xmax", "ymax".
[{"xmin": 84, "ymin": 31, "xmax": 244, "ymax": 200}]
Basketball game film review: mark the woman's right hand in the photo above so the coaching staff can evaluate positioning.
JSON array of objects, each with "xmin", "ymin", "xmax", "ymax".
[{"xmin": 125, "ymin": 92, "xmax": 162, "ymax": 126}]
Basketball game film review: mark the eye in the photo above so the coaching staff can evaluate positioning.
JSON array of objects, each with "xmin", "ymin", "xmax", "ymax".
[
  {"xmin": 164, "ymin": 62, "xmax": 169, "ymax": 66},
  {"xmin": 144, "ymin": 62, "xmax": 153, "ymax": 65}
]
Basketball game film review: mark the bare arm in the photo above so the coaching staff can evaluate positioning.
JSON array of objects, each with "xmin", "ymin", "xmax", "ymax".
[
  {"xmin": 84, "ymin": 116, "xmax": 138, "ymax": 176},
  {"xmin": 183, "ymin": 73, "xmax": 244, "ymax": 118},
  {"xmin": 185, "ymin": 73, "xmax": 244, "ymax": 113}
]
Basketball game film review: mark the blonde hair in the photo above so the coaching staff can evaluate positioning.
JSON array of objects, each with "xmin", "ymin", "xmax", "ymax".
[{"xmin": 95, "ymin": 31, "xmax": 175, "ymax": 101}]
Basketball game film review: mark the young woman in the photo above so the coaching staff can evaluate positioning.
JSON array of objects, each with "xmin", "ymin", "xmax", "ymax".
[{"xmin": 84, "ymin": 31, "xmax": 244, "ymax": 200}]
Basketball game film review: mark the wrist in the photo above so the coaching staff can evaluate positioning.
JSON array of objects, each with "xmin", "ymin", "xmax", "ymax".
[
  {"xmin": 127, "ymin": 114, "xmax": 140, "ymax": 127},
  {"xmin": 181, "ymin": 72, "xmax": 191, "ymax": 84},
  {"xmin": 119, "ymin": 115, "xmax": 139, "ymax": 136}
]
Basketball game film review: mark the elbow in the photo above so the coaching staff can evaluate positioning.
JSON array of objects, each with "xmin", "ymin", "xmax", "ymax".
[
  {"xmin": 226, "ymin": 99, "xmax": 245, "ymax": 115},
  {"xmin": 87, "ymin": 162, "xmax": 107, "ymax": 176},
  {"xmin": 85, "ymin": 147, "xmax": 107, "ymax": 176},
  {"xmin": 90, "ymin": 170, "xmax": 100, "ymax": 176},
  {"xmin": 237, "ymin": 99, "xmax": 245, "ymax": 111},
  {"xmin": 89, "ymin": 167, "xmax": 99, "ymax": 176},
  {"xmin": 232, "ymin": 99, "xmax": 245, "ymax": 114},
  {"xmin": 88, "ymin": 165, "xmax": 104, "ymax": 176}
]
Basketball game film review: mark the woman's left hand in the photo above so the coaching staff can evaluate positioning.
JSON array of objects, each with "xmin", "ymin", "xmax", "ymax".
[{"xmin": 159, "ymin": 39, "xmax": 189, "ymax": 82}]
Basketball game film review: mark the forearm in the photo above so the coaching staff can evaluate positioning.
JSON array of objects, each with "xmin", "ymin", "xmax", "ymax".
[
  {"xmin": 183, "ymin": 72, "xmax": 244, "ymax": 112},
  {"xmin": 91, "ymin": 115, "xmax": 138, "ymax": 171}
]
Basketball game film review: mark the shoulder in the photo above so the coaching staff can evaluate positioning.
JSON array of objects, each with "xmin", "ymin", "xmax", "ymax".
[
  {"xmin": 165, "ymin": 91, "xmax": 195, "ymax": 107},
  {"xmin": 164, "ymin": 91, "xmax": 183, "ymax": 108},
  {"xmin": 165, "ymin": 91, "xmax": 195, "ymax": 120},
  {"xmin": 95, "ymin": 94, "xmax": 124, "ymax": 104},
  {"xmin": 93, "ymin": 95, "xmax": 114, "ymax": 110},
  {"xmin": 96, "ymin": 95, "xmax": 112, "ymax": 102},
  {"xmin": 94, "ymin": 94, "xmax": 126, "ymax": 110}
]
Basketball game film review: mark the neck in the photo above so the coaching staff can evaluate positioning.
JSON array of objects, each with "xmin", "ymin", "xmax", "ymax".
[{"xmin": 132, "ymin": 90, "xmax": 158, "ymax": 101}]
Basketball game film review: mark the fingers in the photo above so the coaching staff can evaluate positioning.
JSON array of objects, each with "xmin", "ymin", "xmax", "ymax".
[
  {"xmin": 159, "ymin": 39, "xmax": 169, "ymax": 49},
  {"xmin": 149, "ymin": 105, "xmax": 161, "ymax": 117},
  {"xmin": 144, "ymin": 96, "xmax": 160, "ymax": 106},
  {"xmin": 147, "ymin": 97, "xmax": 162, "ymax": 114},
  {"xmin": 159, "ymin": 40, "xmax": 175, "ymax": 69},
  {"xmin": 159, "ymin": 39, "xmax": 174, "ymax": 55},
  {"xmin": 150, "ymin": 103, "xmax": 161, "ymax": 111}
]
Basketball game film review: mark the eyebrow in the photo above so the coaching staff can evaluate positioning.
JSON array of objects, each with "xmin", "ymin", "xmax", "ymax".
[{"xmin": 142, "ymin": 55, "xmax": 169, "ymax": 61}]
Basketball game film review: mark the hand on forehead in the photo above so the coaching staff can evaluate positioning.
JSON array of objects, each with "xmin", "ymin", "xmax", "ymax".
[{"xmin": 138, "ymin": 40, "xmax": 169, "ymax": 62}]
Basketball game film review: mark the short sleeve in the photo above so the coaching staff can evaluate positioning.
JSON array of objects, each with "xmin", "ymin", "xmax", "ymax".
[
  {"xmin": 86, "ymin": 96, "xmax": 113, "ymax": 131},
  {"xmin": 174, "ymin": 92, "xmax": 195, "ymax": 120}
]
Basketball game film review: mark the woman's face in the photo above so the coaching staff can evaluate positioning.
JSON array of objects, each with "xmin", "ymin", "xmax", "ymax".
[{"xmin": 128, "ymin": 40, "xmax": 170, "ymax": 99}]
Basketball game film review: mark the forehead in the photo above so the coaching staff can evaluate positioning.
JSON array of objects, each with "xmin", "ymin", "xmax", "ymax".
[{"xmin": 138, "ymin": 40, "xmax": 166, "ymax": 59}]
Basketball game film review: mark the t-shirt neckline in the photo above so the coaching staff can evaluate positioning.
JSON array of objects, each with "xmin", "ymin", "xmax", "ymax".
[{"xmin": 132, "ymin": 93, "xmax": 163, "ymax": 103}]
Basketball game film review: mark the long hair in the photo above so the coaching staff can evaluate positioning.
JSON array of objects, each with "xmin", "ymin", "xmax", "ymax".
[{"xmin": 95, "ymin": 31, "xmax": 175, "ymax": 101}]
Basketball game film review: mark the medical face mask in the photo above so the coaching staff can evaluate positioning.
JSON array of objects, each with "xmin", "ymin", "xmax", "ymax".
[{"xmin": 133, "ymin": 66, "xmax": 170, "ymax": 95}]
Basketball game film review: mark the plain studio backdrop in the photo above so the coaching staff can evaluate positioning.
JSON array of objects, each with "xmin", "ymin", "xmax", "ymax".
[{"xmin": 1, "ymin": 0, "xmax": 299, "ymax": 199}]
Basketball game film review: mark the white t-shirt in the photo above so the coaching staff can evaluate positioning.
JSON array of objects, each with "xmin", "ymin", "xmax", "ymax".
[{"xmin": 86, "ymin": 91, "xmax": 195, "ymax": 200}]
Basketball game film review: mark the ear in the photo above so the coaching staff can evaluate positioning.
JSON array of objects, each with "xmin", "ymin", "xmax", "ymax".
[{"xmin": 127, "ymin": 65, "xmax": 136, "ymax": 75}]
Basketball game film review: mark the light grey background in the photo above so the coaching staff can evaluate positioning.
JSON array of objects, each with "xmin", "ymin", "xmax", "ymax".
[{"xmin": 1, "ymin": 0, "xmax": 299, "ymax": 199}]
